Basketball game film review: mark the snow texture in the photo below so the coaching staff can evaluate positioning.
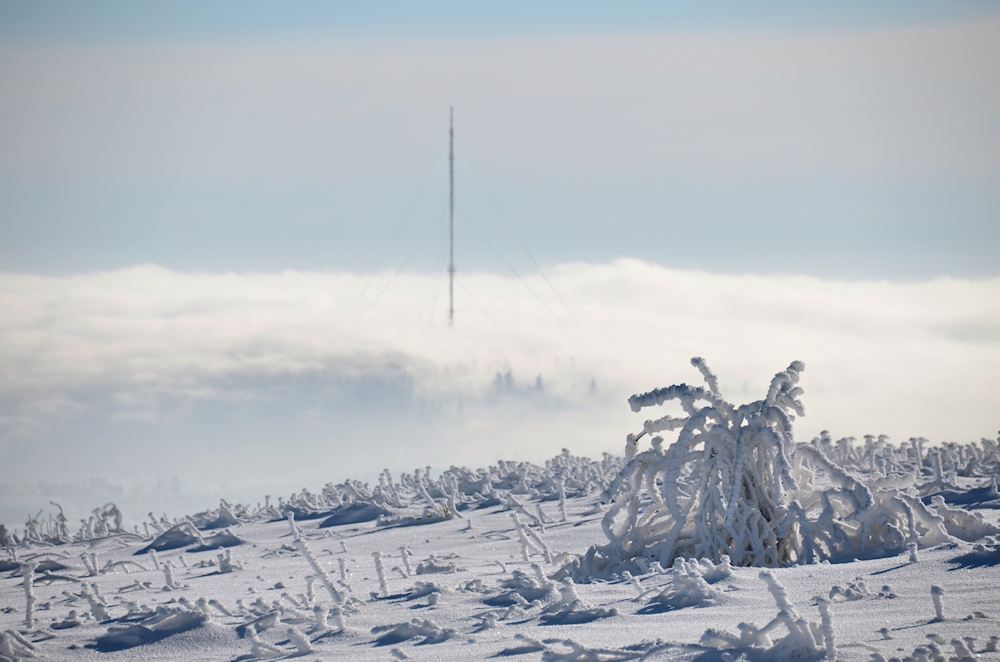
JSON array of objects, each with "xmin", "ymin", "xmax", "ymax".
[{"xmin": 2, "ymin": 359, "xmax": 1000, "ymax": 660}]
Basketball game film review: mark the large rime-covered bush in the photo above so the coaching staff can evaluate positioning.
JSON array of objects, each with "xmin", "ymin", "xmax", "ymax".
[{"xmin": 569, "ymin": 358, "xmax": 999, "ymax": 579}]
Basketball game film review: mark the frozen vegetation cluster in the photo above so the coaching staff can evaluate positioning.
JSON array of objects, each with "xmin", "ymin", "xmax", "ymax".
[
  {"xmin": 1, "ymin": 358, "xmax": 999, "ymax": 661},
  {"xmin": 5, "ymin": 449, "xmax": 621, "ymax": 548},
  {"xmin": 567, "ymin": 358, "xmax": 1000, "ymax": 579}
]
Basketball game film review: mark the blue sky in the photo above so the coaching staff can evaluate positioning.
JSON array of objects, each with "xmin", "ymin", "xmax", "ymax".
[
  {"xmin": 1, "ymin": 2, "xmax": 999, "ymax": 527},
  {"xmin": 1, "ymin": 1, "xmax": 999, "ymax": 278},
  {"xmin": 4, "ymin": 1, "xmax": 999, "ymax": 42}
]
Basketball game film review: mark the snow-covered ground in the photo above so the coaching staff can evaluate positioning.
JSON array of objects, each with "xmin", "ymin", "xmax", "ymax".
[
  {"xmin": 1, "ymin": 480, "xmax": 999, "ymax": 661},
  {"xmin": 3, "ymin": 361, "xmax": 999, "ymax": 661},
  {"xmin": 0, "ymin": 454, "xmax": 1000, "ymax": 660}
]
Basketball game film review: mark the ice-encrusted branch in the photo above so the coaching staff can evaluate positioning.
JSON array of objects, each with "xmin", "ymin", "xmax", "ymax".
[{"xmin": 296, "ymin": 539, "xmax": 343, "ymax": 604}]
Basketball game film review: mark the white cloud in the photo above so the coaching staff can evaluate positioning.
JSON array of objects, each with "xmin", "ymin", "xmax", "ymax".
[{"xmin": 1, "ymin": 260, "xmax": 998, "ymax": 527}]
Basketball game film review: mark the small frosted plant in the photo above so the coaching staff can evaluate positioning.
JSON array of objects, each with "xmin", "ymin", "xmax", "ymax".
[
  {"xmin": 510, "ymin": 512, "xmax": 550, "ymax": 563},
  {"xmin": 306, "ymin": 576, "xmax": 317, "ymax": 603},
  {"xmin": 21, "ymin": 561, "xmax": 36, "ymax": 629},
  {"xmin": 287, "ymin": 627, "xmax": 313, "ymax": 654},
  {"xmin": 337, "ymin": 558, "xmax": 352, "ymax": 592},
  {"xmin": 331, "ymin": 605, "xmax": 346, "ymax": 630},
  {"xmin": 373, "ymin": 551, "xmax": 389, "ymax": 597},
  {"xmin": 297, "ymin": 539, "xmax": 343, "ymax": 604},
  {"xmin": 511, "ymin": 512, "xmax": 533, "ymax": 562},
  {"xmin": 312, "ymin": 605, "xmax": 329, "ymax": 631},
  {"xmin": 81, "ymin": 584, "xmax": 110, "ymax": 621},
  {"xmin": 245, "ymin": 628, "xmax": 282, "ymax": 658},
  {"xmin": 930, "ymin": 585, "xmax": 945, "ymax": 622},
  {"xmin": 399, "ymin": 547, "xmax": 413, "ymax": 576},
  {"xmin": 559, "ymin": 478, "xmax": 568, "ymax": 522},
  {"xmin": 701, "ymin": 572, "xmax": 835, "ymax": 659},
  {"xmin": 218, "ymin": 549, "xmax": 241, "ymax": 573},
  {"xmin": 81, "ymin": 552, "xmax": 100, "ymax": 576},
  {"xmin": 0, "ymin": 632, "xmax": 35, "ymax": 660},
  {"xmin": 815, "ymin": 597, "xmax": 836, "ymax": 661},
  {"xmin": 163, "ymin": 564, "xmax": 179, "ymax": 589}
]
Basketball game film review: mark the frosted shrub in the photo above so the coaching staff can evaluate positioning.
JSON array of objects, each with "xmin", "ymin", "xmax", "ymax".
[
  {"xmin": 574, "ymin": 359, "xmax": 805, "ymax": 575},
  {"xmin": 570, "ymin": 358, "xmax": 999, "ymax": 578}
]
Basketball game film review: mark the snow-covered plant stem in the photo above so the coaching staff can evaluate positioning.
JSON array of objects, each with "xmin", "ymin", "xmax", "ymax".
[
  {"xmin": 246, "ymin": 628, "xmax": 282, "ymax": 658},
  {"xmin": 511, "ymin": 512, "xmax": 532, "ymax": 561},
  {"xmin": 331, "ymin": 605, "xmax": 346, "ymax": 630},
  {"xmin": 296, "ymin": 538, "xmax": 343, "ymax": 604},
  {"xmin": 163, "ymin": 564, "xmax": 178, "ymax": 589},
  {"xmin": 535, "ymin": 504, "xmax": 548, "ymax": 532},
  {"xmin": 21, "ymin": 561, "xmax": 36, "ymax": 629},
  {"xmin": 287, "ymin": 627, "xmax": 313, "ymax": 654},
  {"xmin": 313, "ymin": 605, "xmax": 329, "ymax": 630},
  {"xmin": 759, "ymin": 572, "xmax": 793, "ymax": 612},
  {"xmin": 559, "ymin": 478, "xmax": 568, "ymax": 522},
  {"xmin": 931, "ymin": 585, "xmax": 945, "ymax": 622},
  {"xmin": 373, "ymin": 551, "xmax": 389, "ymax": 597},
  {"xmin": 0, "ymin": 632, "xmax": 35, "ymax": 660},
  {"xmin": 218, "ymin": 549, "xmax": 240, "ymax": 573},
  {"xmin": 148, "ymin": 549, "xmax": 160, "ymax": 569},
  {"xmin": 558, "ymin": 577, "xmax": 581, "ymax": 605},
  {"xmin": 815, "ymin": 597, "xmax": 836, "ymax": 661},
  {"xmin": 80, "ymin": 552, "xmax": 100, "ymax": 576},
  {"xmin": 399, "ymin": 547, "xmax": 413, "ymax": 576},
  {"xmin": 306, "ymin": 576, "xmax": 317, "ymax": 603},
  {"xmin": 82, "ymin": 584, "xmax": 110, "ymax": 621},
  {"xmin": 510, "ymin": 511, "xmax": 549, "ymax": 562},
  {"xmin": 337, "ymin": 557, "xmax": 348, "ymax": 583}
]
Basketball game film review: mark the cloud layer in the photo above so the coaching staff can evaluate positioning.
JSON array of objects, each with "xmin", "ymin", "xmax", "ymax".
[{"xmin": 1, "ymin": 260, "xmax": 998, "ymax": 526}]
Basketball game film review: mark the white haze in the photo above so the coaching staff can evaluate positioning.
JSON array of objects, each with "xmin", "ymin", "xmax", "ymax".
[{"xmin": 1, "ymin": 260, "xmax": 998, "ymax": 527}]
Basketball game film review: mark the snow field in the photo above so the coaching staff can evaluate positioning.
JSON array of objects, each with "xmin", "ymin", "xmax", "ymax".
[
  {"xmin": 3, "ymin": 358, "xmax": 999, "ymax": 660},
  {"xmin": 1, "ymin": 488, "xmax": 1000, "ymax": 661}
]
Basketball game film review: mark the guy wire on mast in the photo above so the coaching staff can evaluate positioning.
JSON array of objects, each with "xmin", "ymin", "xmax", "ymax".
[{"xmin": 449, "ymin": 107, "xmax": 455, "ymax": 324}]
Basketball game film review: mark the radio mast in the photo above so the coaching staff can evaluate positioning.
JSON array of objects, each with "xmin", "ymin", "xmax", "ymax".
[{"xmin": 448, "ymin": 107, "xmax": 455, "ymax": 325}]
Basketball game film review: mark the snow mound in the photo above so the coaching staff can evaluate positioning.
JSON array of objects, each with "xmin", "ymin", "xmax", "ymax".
[
  {"xmin": 92, "ymin": 608, "xmax": 207, "ymax": 652},
  {"xmin": 370, "ymin": 618, "xmax": 457, "ymax": 646}
]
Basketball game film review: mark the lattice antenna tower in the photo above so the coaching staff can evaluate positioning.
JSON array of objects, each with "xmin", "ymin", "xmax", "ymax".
[{"xmin": 448, "ymin": 107, "xmax": 455, "ymax": 324}]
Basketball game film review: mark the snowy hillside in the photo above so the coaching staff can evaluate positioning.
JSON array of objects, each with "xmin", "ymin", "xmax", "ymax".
[{"xmin": 2, "ymin": 360, "xmax": 999, "ymax": 661}]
